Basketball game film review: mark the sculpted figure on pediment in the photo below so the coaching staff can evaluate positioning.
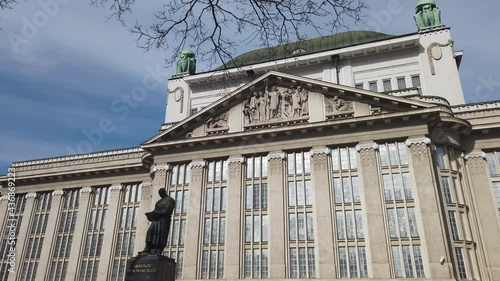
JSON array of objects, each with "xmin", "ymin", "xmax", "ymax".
[
  {"xmin": 325, "ymin": 96, "xmax": 353, "ymax": 114},
  {"xmin": 207, "ymin": 112, "xmax": 229, "ymax": 129},
  {"xmin": 243, "ymin": 85, "xmax": 309, "ymax": 124}
]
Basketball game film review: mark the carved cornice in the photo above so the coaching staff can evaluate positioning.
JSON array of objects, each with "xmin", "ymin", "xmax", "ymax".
[
  {"xmin": 52, "ymin": 190, "xmax": 64, "ymax": 197},
  {"xmin": 405, "ymin": 137, "xmax": 431, "ymax": 147},
  {"xmin": 355, "ymin": 142, "xmax": 379, "ymax": 152},
  {"xmin": 80, "ymin": 187, "xmax": 93, "ymax": 194},
  {"xmin": 267, "ymin": 151, "xmax": 286, "ymax": 161},
  {"xmin": 26, "ymin": 193, "xmax": 37, "ymax": 199},
  {"xmin": 464, "ymin": 151, "xmax": 487, "ymax": 160},
  {"xmin": 310, "ymin": 147, "xmax": 330, "ymax": 157},
  {"xmin": 11, "ymin": 147, "xmax": 144, "ymax": 171}
]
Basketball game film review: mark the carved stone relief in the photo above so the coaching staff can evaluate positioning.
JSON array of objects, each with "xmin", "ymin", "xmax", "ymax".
[
  {"xmin": 207, "ymin": 112, "xmax": 229, "ymax": 129},
  {"xmin": 243, "ymin": 85, "xmax": 309, "ymax": 124},
  {"xmin": 427, "ymin": 40, "xmax": 454, "ymax": 75},
  {"xmin": 325, "ymin": 96, "xmax": 354, "ymax": 117}
]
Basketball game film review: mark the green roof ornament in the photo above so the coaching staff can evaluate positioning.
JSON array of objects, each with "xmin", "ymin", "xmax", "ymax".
[
  {"xmin": 175, "ymin": 49, "xmax": 196, "ymax": 76},
  {"xmin": 414, "ymin": 0, "xmax": 443, "ymax": 30}
]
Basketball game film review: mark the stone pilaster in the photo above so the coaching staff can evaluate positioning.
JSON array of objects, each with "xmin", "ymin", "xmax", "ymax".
[
  {"xmin": 0, "ymin": 196, "xmax": 9, "ymax": 247},
  {"xmin": 356, "ymin": 142, "xmax": 391, "ymax": 279},
  {"xmin": 135, "ymin": 182, "xmax": 153, "ymax": 254},
  {"xmin": 149, "ymin": 165, "xmax": 169, "ymax": 210},
  {"xmin": 36, "ymin": 190, "xmax": 64, "ymax": 280},
  {"xmin": 8, "ymin": 192, "xmax": 37, "ymax": 281},
  {"xmin": 310, "ymin": 147, "xmax": 336, "ymax": 278},
  {"xmin": 183, "ymin": 160, "xmax": 205, "ymax": 279},
  {"xmin": 405, "ymin": 137, "xmax": 452, "ymax": 279},
  {"xmin": 465, "ymin": 151, "xmax": 500, "ymax": 280},
  {"xmin": 267, "ymin": 151, "xmax": 286, "ymax": 278},
  {"xmin": 65, "ymin": 187, "xmax": 92, "ymax": 281},
  {"xmin": 97, "ymin": 184, "xmax": 123, "ymax": 280},
  {"xmin": 225, "ymin": 156, "xmax": 245, "ymax": 279}
]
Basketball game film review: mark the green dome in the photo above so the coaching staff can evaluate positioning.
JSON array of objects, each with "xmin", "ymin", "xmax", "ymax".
[
  {"xmin": 217, "ymin": 31, "xmax": 395, "ymax": 70},
  {"xmin": 416, "ymin": 0, "xmax": 436, "ymax": 7}
]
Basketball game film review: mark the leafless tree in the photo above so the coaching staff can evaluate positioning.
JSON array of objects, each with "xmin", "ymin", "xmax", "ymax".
[{"xmin": 91, "ymin": 0, "xmax": 366, "ymax": 69}]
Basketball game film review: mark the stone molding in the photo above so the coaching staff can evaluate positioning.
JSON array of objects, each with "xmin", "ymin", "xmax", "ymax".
[
  {"xmin": 80, "ymin": 187, "xmax": 93, "ymax": 194},
  {"xmin": 405, "ymin": 137, "xmax": 431, "ymax": 147},
  {"xmin": 310, "ymin": 146, "xmax": 330, "ymax": 157},
  {"xmin": 355, "ymin": 142, "xmax": 379, "ymax": 152},
  {"xmin": 11, "ymin": 147, "xmax": 144, "ymax": 171},
  {"xmin": 150, "ymin": 164, "xmax": 170, "ymax": 178},
  {"xmin": 26, "ymin": 192, "xmax": 37, "ymax": 199},
  {"xmin": 0, "ymin": 195, "xmax": 9, "ymax": 201},
  {"xmin": 227, "ymin": 156, "xmax": 245, "ymax": 165},
  {"xmin": 267, "ymin": 151, "xmax": 286, "ymax": 161},
  {"xmin": 52, "ymin": 190, "xmax": 64, "ymax": 197},
  {"xmin": 190, "ymin": 161, "xmax": 206, "ymax": 168},
  {"xmin": 464, "ymin": 151, "xmax": 487, "ymax": 160}
]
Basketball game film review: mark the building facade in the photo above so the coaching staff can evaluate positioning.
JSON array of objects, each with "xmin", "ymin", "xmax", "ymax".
[{"xmin": 1, "ymin": 4, "xmax": 500, "ymax": 281}]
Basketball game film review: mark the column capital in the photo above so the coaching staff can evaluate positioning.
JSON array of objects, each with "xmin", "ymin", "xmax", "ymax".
[
  {"xmin": 190, "ymin": 160, "xmax": 206, "ymax": 168},
  {"xmin": 0, "ymin": 195, "xmax": 9, "ymax": 201},
  {"xmin": 52, "ymin": 190, "xmax": 64, "ymax": 197},
  {"xmin": 464, "ymin": 150, "xmax": 487, "ymax": 160},
  {"xmin": 355, "ymin": 141, "xmax": 379, "ymax": 152},
  {"xmin": 80, "ymin": 187, "xmax": 93, "ymax": 194},
  {"xmin": 25, "ymin": 192, "xmax": 37, "ymax": 199},
  {"xmin": 150, "ymin": 164, "xmax": 170, "ymax": 177},
  {"xmin": 310, "ymin": 146, "xmax": 330, "ymax": 157},
  {"xmin": 405, "ymin": 137, "xmax": 431, "ymax": 147},
  {"xmin": 110, "ymin": 184, "xmax": 123, "ymax": 192},
  {"xmin": 228, "ymin": 156, "xmax": 245, "ymax": 165},
  {"xmin": 267, "ymin": 151, "xmax": 285, "ymax": 161}
]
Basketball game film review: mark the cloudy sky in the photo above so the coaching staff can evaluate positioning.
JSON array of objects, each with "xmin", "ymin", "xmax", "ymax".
[{"xmin": 1, "ymin": 0, "xmax": 499, "ymax": 173}]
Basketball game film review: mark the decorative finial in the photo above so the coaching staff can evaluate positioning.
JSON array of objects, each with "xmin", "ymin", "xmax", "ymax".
[
  {"xmin": 414, "ymin": 0, "xmax": 443, "ymax": 30},
  {"xmin": 175, "ymin": 49, "xmax": 196, "ymax": 76}
]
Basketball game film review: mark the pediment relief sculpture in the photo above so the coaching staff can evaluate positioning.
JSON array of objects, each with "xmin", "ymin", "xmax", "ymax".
[
  {"xmin": 325, "ymin": 96, "xmax": 354, "ymax": 119},
  {"xmin": 243, "ymin": 85, "xmax": 309, "ymax": 125},
  {"xmin": 207, "ymin": 112, "xmax": 229, "ymax": 131}
]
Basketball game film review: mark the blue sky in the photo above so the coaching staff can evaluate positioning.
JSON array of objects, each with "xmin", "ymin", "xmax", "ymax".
[{"xmin": 1, "ymin": 0, "xmax": 499, "ymax": 174}]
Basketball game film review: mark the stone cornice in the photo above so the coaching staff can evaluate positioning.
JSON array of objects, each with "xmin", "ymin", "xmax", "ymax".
[
  {"xmin": 26, "ymin": 192, "xmax": 37, "ymax": 199},
  {"xmin": 190, "ymin": 160, "xmax": 206, "ymax": 168},
  {"xmin": 452, "ymin": 101, "xmax": 500, "ymax": 114},
  {"xmin": 267, "ymin": 151, "xmax": 286, "ymax": 160},
  {"xmin": 405, "ymin": 137, "xmax": 431, "ymax": 147},
  {"xmin": 464, "ymin": 151, "xmax": 487, "ymax": 160},
  {"xmin": 52, "ymin": 190, "xmax": 64, "ymax": 197},
  {"xmin": 80, "ymin": 187, "xmax": 93, "ymax": 194},
  {"xmin": 355, "ymin": 142, "xmax": 379, "ymax": 152},
  {"xmin": 110, "ymin": 185, "xmax": 123, "ymax": 192},
  {"xmin": 310, "ymin": 147, "xmax": 330, "ymax": 157},
  {"xmin": 11, "ymin": 147, "xmax": 144, "ymax": 172}
]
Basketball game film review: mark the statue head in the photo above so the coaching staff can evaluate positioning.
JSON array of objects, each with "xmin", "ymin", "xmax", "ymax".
[
  {"xmin": 416, "ymin": 0, "xmax": 436, "ymax": 12},
  {"xmin": 175, "ymin": 49, "xmax": 196, "ymax": 75},
  {"xmin": 158, "ymin": 188, "xmax": 168, "ymax": 198}
]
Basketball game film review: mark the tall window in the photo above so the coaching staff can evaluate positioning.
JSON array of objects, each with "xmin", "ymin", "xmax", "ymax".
[
  {"xmin": 379, "ymin": 141, "xmax": 424, "ymax": 278},
  {"xmin": 79, "ymin": 186, "xmax": 109, "ymax": 281},
  {"xmin": 435, "ymin": 146, "xmax": 478, "ymax": 279},
  {"xmin": 202, "ymin": 160, "xmax": 227, "ymax": 279},
  {"xmin": 287, "ymin": 151, "xmax": 316, "ymax": 278},
  {"xmin": 331, "ymin": 146, "xmax": 367, "ymax": 278},
  {"xmin": 21, "ymin": 192, "xmax": 52, "ymax": 281},
  {"xmin": 244, "ymin": 156, "xmax": 268, "ymax": 279},
  {"xmin": 49, "ymin": 189, "xmax": 80, "ymax": 281},
  {"xmin": 111, "ymin": 183, "xmax": 142, "ymax": 281},
  {"xmin": 165, "ymin": 163, "xmax": 191, "ymax": 279},
  {"xmin": 486, "ymin": 151, "xmax": 500, "ymax": 211},
  {"xmin": 383, "ymin": 79, "xmax": 392, "ymax": 92},
  {"xmin": 0, "ymin": 194, "xmax": 26, "ymax": 280}
]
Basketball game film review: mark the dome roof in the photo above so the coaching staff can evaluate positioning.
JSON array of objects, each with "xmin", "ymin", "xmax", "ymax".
[{"xmin": 217, "ymin": 30, "xmax": 395, "ymax": 70}]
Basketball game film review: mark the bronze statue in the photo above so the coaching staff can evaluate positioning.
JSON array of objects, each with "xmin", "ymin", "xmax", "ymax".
[{"xmin": 140, "ymin": 188, "xmax": 175, "ymax": 255}]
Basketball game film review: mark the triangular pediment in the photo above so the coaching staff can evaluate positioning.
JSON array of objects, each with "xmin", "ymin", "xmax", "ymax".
[{"xmin": 143, "ymin": 71, "xmax": 436, "ymax": 146}]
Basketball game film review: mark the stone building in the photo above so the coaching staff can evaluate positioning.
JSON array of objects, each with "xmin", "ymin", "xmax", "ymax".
[{"xmin": 1, "ymin": 2, "xmax": 500, "ymax": 280}]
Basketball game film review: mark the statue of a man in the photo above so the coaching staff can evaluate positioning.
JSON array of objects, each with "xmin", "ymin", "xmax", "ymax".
[{"xmin": 140, "ymin": 188, "xmax": 175, "ymax": 255}]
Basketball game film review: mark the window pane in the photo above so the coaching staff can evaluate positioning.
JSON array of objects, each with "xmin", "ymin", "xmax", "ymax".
[
  {"xmin": 333, "ymin": 178, "xmax": 342, "ymax": 204},
  {"xmin": 413, "ymin": 246, "xmax": 425, "ymax": 278},
  {"xmin": 206, "ymin": 189, "xmax": 213, "ymax": 212},
  {"xmin": 397, "ymin": 208, "xmax": 408, "ymax": 238},
  {"xmin": 336, "ymin": 211, "xmax": 346, "ymax": 240},
  {"xmin": 349, "ymin": 148, "xmax": 358, "ymax": 169},
  {"xmin": 343, "ymin": 177, "xmax": 352, "ymax": 203},
  {"xmin": 298, "ymin": 248, "xmax": 307, "ymax": 278},
  {"xmin": 253, "ymin": 216, "xmax": 261, "ymax": 242},
  {"xmin": 254, "ymin": 158, "xmax": 261, "ymax": 178},
  {"xmin": 392, "ymin": 246, "xmax": 403, "ymax": 278},
  {"xmin": 296, "ymin": 153, "xmax": 303, "ymax": 175},
  {"xmin": 211, "ymin": 218, "xmax": 219, "ymax": 244},
  {"xmin": 369, "ymin": 81, "xmax": 378, "ymax": 92},
  {"xmin": 331, "ymin": 148, "xmax": 340, "ymax": 171},
  {"xmin": 352, "ymin": 177, "xmax": 360, "ymax": 203},
  {"xmin": 253, "ymin": 249, "xmax": 260, "ymax": 278},
  {"xmin": 262, "ymin": 249, "xmax": 269, "ymax": 278},
  {"xmin": 387, "ymin": 208, "xmax": 398, "ymax": 238},
  {"xmin": 456, "ymin": 248, "xmax": 467, "ymax": 279},
  {"xmin": 307, "ymin": 248, "xmax": 316, "ymax": 278},
  {"xmin": 262, "ymin": 156, "xmax": 268, "ymax": 178},
  {"xmin": 306, "ymin": 213, "xmax": 314, "ymax": 241},
  {"xmin": 297, "ymin": 213, "xmax": 306, "ymax": 241},
  {"xmin": 304, "ymin": 152, "xmax": 311, "ymax": 174},
  {"xmin": 348, "ymin": 247, "xmax": 358, "ymax": 278},
  {"xmin": 221, "ymin": 188, "xmax": 227, "ymax": 211},
  {"xmin": 288, "ymin": 182, "xmax": 296, "ymax": 207},
  {"xmin": 340, "ymin": 148, "xmax": 348, "ymax": 170},
  {"xmin": 412, "ymin": 76, "xmax": 421, "ymax": 88},
  {"xmin": 408, "ymin": 207, "xmax": 419, "ymax": 238},
  {"xmin": 245, "ymin": 216, "xmax": 252, "ymax": 242},
  {"xmin": 402, "ymin": 246, "xmax": 414, "ymax": 278},
  {"xmin": 359, "ymin": 247, "xmax": 368, "ymax": 277},
  {"xmin": 383, "ymin": 80, "xmax": 392, "ymax": 91},
  {"xmin": 262, "ymin": 215, "xmax": 268, "ymax": 242},
  {"xmin": 383, "ymin": 174, "xmax": 393, "ymax": 201},
  {"xmin": 246, "ymin": 185, "xmax": 253, "ymax": 209},
  {"xmin": 345, "ymin": 210, "xmax": 355, "ymax": 239},
  {"xmin": 297, "ymin": 181, "xmax": 305, "ymax": 206},
  {"xmin": 355, "ymin": 210, "xmax": 364, "ymax": 239},
  {"xmin": 289, "ymin": 214, "xmax": 297, "ymax": 240},
  {"xmin": 261, "ymin": 183, "xmax": 268, "ymax": 209},
  {"xmin": 393, "ymin": 174, "xmax": 403, "ymax": 201},
  {"xmin": 244, "ymin": 250, "xmax": 251, "ymax": 277},
  {"xmin": 449, "ymin": 211, "xmax": 460, "ymax": 240},
  {"xmin": 247, "ymin": 158, "xmax": 254, "ymax": 179},
  {"xmin": 402, "ymin": 173, "xmax": 413, "ymax": 200},
  {"xmin": 398, "ymin": 142, "xmax": 408, "ymax": 165},
  {"xmin": 208, "ymin": 162, "xmax": 214, "ymax": 182},
  {"xmin": 397, "ymin": 77, "xmax": 407, "ymax": 89},
  {"xmin": 219, "ymin": 218, "xmax": 226, "ymax": 243},
  {"xmin": 442, "ymin": 177, "xmax": 454, "ymax": 204},
  {"xmin": 388, "ymin": 143, "xmax": 398, "ymax": 166},
  {"xmin": 290, "ymin": 248, "xmax": 298, "ymax": 277},
  {"xmin": 287, "ymin": 153, "xmax": 295, "ymax": 175},
  {"xmin": 339, "ymin": 247, "xmax": 348, "ymax": 277},
  {"xmin": 379, "ymin": 144, "xmax": 389, "ymax": 167}
]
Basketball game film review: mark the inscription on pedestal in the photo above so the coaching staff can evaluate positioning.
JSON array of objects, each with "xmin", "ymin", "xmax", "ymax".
[{"xmin": 125, "ymin": 255, "xmax": 176, "ymax": 281}]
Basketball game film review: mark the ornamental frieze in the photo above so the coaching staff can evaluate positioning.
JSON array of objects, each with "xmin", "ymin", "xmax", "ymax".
[{"xmin": 324, "ymin": 96, "xmax": 354, "ymax": 118}]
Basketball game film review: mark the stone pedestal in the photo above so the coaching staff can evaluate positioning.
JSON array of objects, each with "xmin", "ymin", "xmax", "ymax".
[{"xmin": 125, "ymin": 255, "xmax": 176, "ymax": 281}]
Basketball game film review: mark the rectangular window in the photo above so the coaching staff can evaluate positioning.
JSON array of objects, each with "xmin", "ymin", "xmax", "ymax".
[
  {"xmin": 435, "ymin": 146, "xmax": 447, "ymax": 169},
  {"xmin": 383, "ymin": 79, "xmax": 392, "ymax": 92},
  {"xmin": 379, "ymin": 142, "xmax": 408, "ymax": 167},
  {"xmin": 456, "ymin": 248, "xmax": 467, "ymax": 279},
  {"xmin": 355, "ymin": 83, "xmax": 364, "ymax": 89},
  {"xmin": 369, "ymin": 81, "xmax": 378, "ymax": 92},
  {"xmin": 411, "ymin": 75, "xmax": 421, "ymax": 88},
  {"xmin": 449, "ymin": 211, "xmax": 460, "ymax": 240},
  {"xmin": 287, "ymin": 152, "xmax": 311, "ymax": 175},
  {"xmin": 442, "ymin": 177, "xmax": 454, "ymax": 204},
  {"xmin": 397, "ymin": 77, "xmax": 407, "ymax": 89}
]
